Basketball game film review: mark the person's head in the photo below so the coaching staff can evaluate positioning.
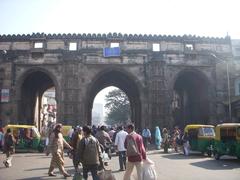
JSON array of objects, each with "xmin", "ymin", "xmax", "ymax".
[
  {"xmin": 155, "ymin": 126, "xmax": 159, "ymax": 130},
  {"xmin": 162, "ymin": 128, "xmax": 168, "ymax": 133},
  {"xmin": 76, "ymin": 126, "xmax": 82, "ymax": 133},
  {"xmin": 118, "ymin": 126, "xmax": 123, "ymax": 131},
  {"xmin": 100, "ymin": 125, "xmax": 105, "ymax": 131},
  {"xmin": 126, "ymin": 124, "xmax": 135, "ymax": 134},
  {"xmin": 7, "ymin": 128, "xmax": 11, "ymax": 134},
  {"xmin": 53, "ymin": 123, "xmax": 62, "ymax": 138},
  {"xmin": 82, "ymin": 126, "xmax": 92, "ymax": 136}
]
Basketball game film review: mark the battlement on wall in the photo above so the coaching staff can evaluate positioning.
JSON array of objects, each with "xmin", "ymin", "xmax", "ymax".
[
  {"xmin": 0, "ymin": 33, "xmax": 232, "ymax": 54},
  {"xmin": 0, "ymin": 32, "xmax": 231, "ymax": 43}
]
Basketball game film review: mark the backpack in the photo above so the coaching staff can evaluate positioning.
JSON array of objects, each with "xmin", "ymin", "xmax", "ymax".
[
  {"xmin": 82, "ymin": 136, "xmax": 101, "ymax": 165},
  {"xmin": 126, "ymin": 134, "xmax": 140, "ymax": 157},
  {"xmin": 5, "ymin": 134, "xmax": 14, "ymax": 147}
]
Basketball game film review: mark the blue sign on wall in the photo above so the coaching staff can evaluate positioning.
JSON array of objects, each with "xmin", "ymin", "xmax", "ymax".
[{"xmin": 103, "ymin": 47, "xmax": 121, "ymax": 57}]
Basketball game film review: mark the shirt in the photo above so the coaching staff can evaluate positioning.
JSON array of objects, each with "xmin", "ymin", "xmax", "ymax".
[
  {"xmin": 142, "ymin": 129, "xmax": 151, "ymax": 138},
  {"xmin": 115, "ymin": 130, "xmax": 128, "ymax": 151},
  {"xmin": 124, "ymin": 132, "xmax": 146, "ymax": 162}
]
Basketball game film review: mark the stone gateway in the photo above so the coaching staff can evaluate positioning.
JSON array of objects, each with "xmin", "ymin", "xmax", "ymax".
[{"xmin": 0, "ymin": 33, "xmax": 235, "ymax": 130}]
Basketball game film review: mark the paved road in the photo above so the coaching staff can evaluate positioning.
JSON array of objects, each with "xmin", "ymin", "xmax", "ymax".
[{"xmin": 0, "ymin": 150, "xmax": 240, "ymax": 180}]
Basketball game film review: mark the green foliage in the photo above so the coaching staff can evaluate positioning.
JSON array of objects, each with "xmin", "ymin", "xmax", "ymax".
[{"xmin": 105, "ymin": 89, "xmax": 130, "ymax": 125}]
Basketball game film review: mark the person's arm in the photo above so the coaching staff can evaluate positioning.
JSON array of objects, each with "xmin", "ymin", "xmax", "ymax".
[
  {"xmin": 148, "ymin": 130, "xmax": 151, "ymax": 138},
  {"xmin": 124, "ymin": 135, "xmax": 128, "ymax": 149},
  {"xmin": 61, "ymin": 133, "xmax": 72, "ymax": 150},
  {"xmin": 105, "ymin": 132, "xmax": 112, "ymax": 143},
  {"xmin": 139, "ymin": 136, "xmax": 146, "ymax": 160},
  {"xmin": 114, "ymin": 133, "xmax": 119, "ymax": 146}
]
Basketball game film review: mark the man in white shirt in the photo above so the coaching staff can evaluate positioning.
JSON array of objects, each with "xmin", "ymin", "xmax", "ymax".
[{"xmin": 114, "ymin": 126, "xmax": 128, "ymax": 171}]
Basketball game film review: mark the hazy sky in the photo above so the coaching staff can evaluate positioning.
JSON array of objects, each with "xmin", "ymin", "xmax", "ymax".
[{"xmin": 0, "ymin": 0, "xmax": 239, "ymax": 38}]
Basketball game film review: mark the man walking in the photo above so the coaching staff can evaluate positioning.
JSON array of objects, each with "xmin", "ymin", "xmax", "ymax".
[
  {"xmin": 95, "ymin": 125, "xmax": 112, "ymax": 159},
  {"xmin": 114, "ymin": 126, "xmax": 128, "ymax": 171},
  {"xmin": 3, "ymin": 128, "xmax": 16, "ymax": 167},
  {"xmin": 76, "ymin": 126, "xmax": 102, "ymax": 180},
  {"xmin": 124, "ymin": 124, "xmax": 146, "ymax": 180},
  {"xmin": 142, "ymin": 127, "xmax": 151, "ymax": 150}
]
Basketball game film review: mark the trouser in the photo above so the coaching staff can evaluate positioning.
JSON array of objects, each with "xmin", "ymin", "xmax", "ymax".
[
  {"xmin": 183, "ymin": 142, "xmax": 190, "ymax": 156},
  {"xmin": 72, "ymin": 150, "xmax": 80, "ymax": 171},
  {"xmin": 143, "ymin": 137, "xmax": 148, "ymax": 149},
  {"xmin": 123, "ymin": 161, "xmax": 142, "ymax": 180},
  {"xmin": 4, "ymin": 150, "xmax": 13, "ymax": 167},
  {"xmin": 118, "ymin": 151, "xmax": 126, "ymax": 170},
  {"xmin": 82, "ymin": 164, "xmax": 99, "ymax": 180},
  {"xmin": 48, "ymin": 152, "xmax": 68, "ymax": 175},
  {"xmin": 163, "ymin": 141, "xmax": 169, "ymax": 153}
]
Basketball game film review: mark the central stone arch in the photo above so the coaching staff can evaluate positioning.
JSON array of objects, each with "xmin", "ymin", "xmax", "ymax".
[{"xmin": 85, "ymin": 68, "xmax": 143, "ymax": 129}]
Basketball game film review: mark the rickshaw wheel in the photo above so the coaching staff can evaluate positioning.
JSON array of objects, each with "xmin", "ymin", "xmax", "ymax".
[
  {"xmin": 207, "ymin": 151, "xmax": 212, "ymax": 157},
  {"xmin": 214, "ymin": 153, "xmax": 220, "ymax": 160},
  {"xmin": 38, "ymin": 145, "xmax": 44, "ymax": 153}
]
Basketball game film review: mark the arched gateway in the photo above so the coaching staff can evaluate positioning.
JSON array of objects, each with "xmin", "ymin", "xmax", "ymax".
[
  {"xmin": 85, "ymin": 69, "xmax": 142, "ymax": 128},
  {"xmin": 0, "ymin": 33, "xmax": 233, "ymax": 129}
]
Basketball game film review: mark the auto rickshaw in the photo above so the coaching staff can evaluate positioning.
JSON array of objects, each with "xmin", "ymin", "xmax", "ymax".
[
  {"xmin": 62, "ymin": 125, "xmax": 73, "ymax": 143},
  {"xmin": 3, "ymin": 124, "xmax": 44, "ymax": 152},
  {"xmin": 184, "ymin": 124, "xmax": 215, "ymax": 156},
  {"xmin": 213, "ymin": 123, "xmax": 240, "ymax": 160}
]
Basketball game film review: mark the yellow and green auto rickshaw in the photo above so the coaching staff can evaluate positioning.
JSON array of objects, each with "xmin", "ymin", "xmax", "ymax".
[
  {"xmin": 184, "ymin": 124, "xmax": 215, "ymax": 156},
  {"xmin": 213, "ymin": 123, "xmax": 240, "ymax": 160},
  {"xmin": 4, "ymin": 124, "xmax": 44, "ymax": 153},
  {"xmin": 62, "ymin": 125, "xmax": 73, "ymax": 143}
]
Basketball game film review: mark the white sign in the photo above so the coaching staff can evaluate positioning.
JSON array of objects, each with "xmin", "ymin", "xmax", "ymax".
[{"xmin": 1, "ymin": 89, "xmax": 10, "ymax": 103}]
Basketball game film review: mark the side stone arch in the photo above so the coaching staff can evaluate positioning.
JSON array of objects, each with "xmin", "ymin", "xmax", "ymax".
[
  {"xmin": 166, "ymin": 67, "xmax": 216, "ymax": 128},
  {"xmin": 14, "ymin": 66, "xmax": 61, "ymax": 127}
]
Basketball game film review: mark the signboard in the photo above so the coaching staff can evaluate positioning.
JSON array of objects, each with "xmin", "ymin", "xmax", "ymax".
[
  {"xmin": 1, "ymin": 89, "xmax": 10, "ymax": 103},
  {"xmin": 103, "ymin": 47, "xmax": 121, "ymax": 57}
]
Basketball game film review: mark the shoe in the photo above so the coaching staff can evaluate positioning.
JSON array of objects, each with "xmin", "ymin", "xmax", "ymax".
[
  {"xmin": 63, "ymin": 173, "xmax": 71, "ymax": 178},
  {"xmin": 119, "ymin": 169, "xmax": 125, "ymax": 171},
  {"xmin": 48, "ymin": 173, "xmax": 57, "ymax": 176}
]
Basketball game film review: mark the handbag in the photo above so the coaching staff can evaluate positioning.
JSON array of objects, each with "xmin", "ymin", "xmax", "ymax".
[
  {"xmin": 73, "ymin": 172, "xmax": 82, "ymax": 180},
  {"xmin": 98, "ymin": 169, "xmax": 116, "ymax": 180}
]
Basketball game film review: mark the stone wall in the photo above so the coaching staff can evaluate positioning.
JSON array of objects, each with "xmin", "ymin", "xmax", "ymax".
[{"xmin": 0, "ymin": 33, "xmax": 234, "ymax": 129}]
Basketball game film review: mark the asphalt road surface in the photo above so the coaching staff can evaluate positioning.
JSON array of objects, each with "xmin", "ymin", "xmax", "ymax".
[{"xmin": 0, "ymin": 149, "xmax": 239, "ymax": 180}]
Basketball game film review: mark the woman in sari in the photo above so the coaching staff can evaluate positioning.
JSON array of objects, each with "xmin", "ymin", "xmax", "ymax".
[{"xmin": 155, "ymin": 126, "xmax": 162, "ymax": 150}]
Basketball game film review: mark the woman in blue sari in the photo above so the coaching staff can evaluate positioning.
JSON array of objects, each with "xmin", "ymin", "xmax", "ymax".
[{"xmin": 155, "ymin": 126, "xmax": 162, "ymax": 150}]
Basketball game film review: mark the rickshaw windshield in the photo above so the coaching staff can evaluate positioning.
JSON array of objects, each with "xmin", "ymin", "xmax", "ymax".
[
  {"xmin": 237, "ymin": 127, "xmax": 240, "ymax": 137},
  {"xmin": 202, "ymin": 127, "xmax": 215, "ymax": 136}
]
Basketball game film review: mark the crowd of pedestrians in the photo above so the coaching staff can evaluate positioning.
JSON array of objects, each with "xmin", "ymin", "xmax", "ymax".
[{"xmin": 1, "ymin": 122, "xmax": 189, "ymax": 179}]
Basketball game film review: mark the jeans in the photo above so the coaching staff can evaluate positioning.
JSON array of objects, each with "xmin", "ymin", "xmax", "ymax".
[
  {"xmin": 82, "ymin": 164, "xmax": 99, "ymax": 180},
  {"xmin": 118, "ymin": 151, "xmax": 126, "ymax": 170}
]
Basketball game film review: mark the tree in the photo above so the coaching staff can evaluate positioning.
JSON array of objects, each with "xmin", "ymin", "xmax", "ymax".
[{"xmin": 105, "ymin": 89, "xmax": 130, "ymax": 125}]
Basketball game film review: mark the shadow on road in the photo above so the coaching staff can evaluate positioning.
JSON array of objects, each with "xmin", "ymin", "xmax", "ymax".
[
  {"xmin": 161, "ymin": 153, "xmax": 206, "ymax": 160},
  {"xmin": 191, "ymin": 159, "xmax": 240, "ymax": 170},
  {"xmin": 25, "ymin": 165, "xmax": 73, "ymax": 171}
]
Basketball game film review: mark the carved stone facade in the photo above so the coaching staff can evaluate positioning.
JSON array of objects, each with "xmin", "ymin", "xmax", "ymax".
[{"xmin": 0, "ymin": 33, "xmax": 235, "ymax": 129}]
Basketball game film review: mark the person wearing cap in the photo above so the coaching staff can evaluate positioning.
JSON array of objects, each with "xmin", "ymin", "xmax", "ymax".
[
  {"xmin": 46, "ymin": 123, "xmax": 73, "ymax": 177},
  {"xmin": 71, "ymin": 126, "xmax": 83, "ymax": 172}
]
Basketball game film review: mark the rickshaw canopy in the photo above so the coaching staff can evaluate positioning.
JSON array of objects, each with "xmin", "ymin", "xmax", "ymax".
[{"xmin": 215, "ymin": 123, "xmax": 240, "ymax": 141}]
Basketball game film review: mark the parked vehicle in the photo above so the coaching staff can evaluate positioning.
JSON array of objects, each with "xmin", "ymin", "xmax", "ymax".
[
  {"xmin": 3, "ymin": 124, "xmax": 44, "ymax": 152},
  {"xmin": 213, "ymin": 123, "xmax": 240, "ymax": 160},
  {"xmin": 184, "ymin": 124, "xmax": 215, "ymax": 156},
  {"xmin": 62, "ymin": 125, "xmax": 73, "ymax": 143}
]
